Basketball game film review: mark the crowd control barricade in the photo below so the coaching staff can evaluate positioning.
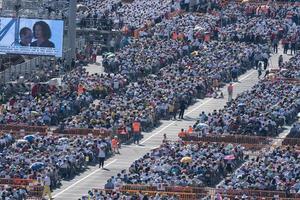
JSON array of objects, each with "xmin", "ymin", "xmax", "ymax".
[
  {"xmin": 182, "ymin": 134, "xmax": 271, "ymax": 150},
  {"xmin": 93, "ymin": 188, "xmax": 200, "ymax": 200},
  {"xmin": 0, "ymin": 124, "xmax": 48, "ymax": 134},
  {"xmin": 0, "ymin": 178, "xmax": 43, "ymax": 198},
  {"xmin": 275, "ymin": 77, "xmax": 300, "ymax": 84},
  {"xmin": 54, "ymin": 128, "xmax": 112, "ymax": 138},
  {"xmin": 211, "ymin": 188, "xmax": 300, "ymax": 199},
  {"xmin": 94, "ymin": 184, "xmax": 300, "ymax": 199},
  {"xmin": 282, "ymin": 137, "xmax": 300, "ymax": 146},
  {"xmin": 0, "ymin": 178, "xmax": 33, "ymax": 187},
  {"xmin": 119, "ymin": 185, "xmax": 208, "ymax": 199}
]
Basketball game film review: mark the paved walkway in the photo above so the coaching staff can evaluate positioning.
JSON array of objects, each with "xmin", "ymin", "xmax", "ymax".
[
  {"xmin": 83, "ymin": 56, "xmax": 105, "ymax": 75},
  {"xmin": 52, "ymin": 47, "xmax": 292, "ymax": 200}
]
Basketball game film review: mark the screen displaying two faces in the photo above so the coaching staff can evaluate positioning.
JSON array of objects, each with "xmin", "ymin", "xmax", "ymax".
[{"xmin": 0, "ymin": 18, "xmax": 64, "ymax": 57}]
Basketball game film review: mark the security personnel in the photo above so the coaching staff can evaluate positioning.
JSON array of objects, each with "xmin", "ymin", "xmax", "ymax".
[
  {"xmin": 132, "ymin": 120, "xmax": 141, "ymax": 144},
  {"xmin": 178, "ymin": 129, "xmax": 187, "ymax": 138},
  {"xmin": 187, "ymin": 126, "xmax": 193, "ymax": 134}
]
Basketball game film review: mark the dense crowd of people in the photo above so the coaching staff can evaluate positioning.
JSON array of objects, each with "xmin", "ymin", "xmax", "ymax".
[
  {"xmin": 80, "ymin": 141, "xmax": 246, "ymax": 200},
  {"xmin": 219, "ymin": 3, "xmax": 300, "ymax": 46},
  {"xmin": 280, "ymin": 53, "xmax": 300, "ymax": 78},
  {"xmin": 194, "ymin": 78, "xmax": 300, "ymax": 136},
  {"xmin": 66, "ymin": 41, "xmax": 267, "ymax": 132},
  {"xmin": 77, "ymin": 0, "xmax": 178, "ymax": 30},
  {"xmin": 0, "ymin": 67, "xmax": 129, "ymax": 126},
  {"xmin": 220, "ymin": 146, "xmax": 300, "ymax": 196},
  {"xmin": 0, "ymin": 0, "xmax": 300, "ymax": 199},
  {"xmin": 0, "ymin": 132, "xmax": 112, "ymax": 187}
]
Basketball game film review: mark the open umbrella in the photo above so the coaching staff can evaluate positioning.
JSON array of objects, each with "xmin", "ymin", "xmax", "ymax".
[
  {"xmin": 16, "ymin": 139, "xmax": 28, "ymax": 144},
  {"xmin": 31, "ymin": 111, "xmax": 39, "ymax": 116},
  {"xmin": 238, "ymin": 103, "xmax": 246, "ymax": 107},
  {"xmin": 58, "ymin": 137, "xmax": 69, "ymax": 143},
  {"xmin": 180, "ymin": 156, "xmax": 192, "ymax": 163},
  {"xmin": 196, "ymin": 123, "xmax": 209, "ymax": 130},
  {"xmin": 24, "ymin": 135, "xmax": 36, "ymax": 143},
  {"xmin": 224, "ymin": 154, "xmax": 235, "ymax": 160},
  {"xmin": 30, "ymin": 162, "xmax": 45, "ymax": 171},
  {"xmin": 16, "ymin": 139, "xmax": 28, "ymax": 148}
]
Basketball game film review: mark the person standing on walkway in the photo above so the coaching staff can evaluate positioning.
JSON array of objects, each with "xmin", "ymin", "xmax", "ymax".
[
  {"xmin": 97, "ymin": 143, "xmax": 106, "ymax": 169},
  {"xmin": 290, "ymin": 35, "xmax": 297, "ymax": 55},
  {"xmin": 227, "ymin": 83, "xmax": 233, "ymax": 102},
  {"xmin": 42, "ymin": 171, "xmax": 53, "ymax": 200},
  {"xmin": 111, "ymin": 136, "xmax": 120, "ymax": 154},
  {"xmin": 178, "ymin": 100, "xmax": 186, "ymax": 119},
  {"xmin": 272, "ymin": 37, "xmax": 278, "ymax": 53},
  {"xmin": 258, "ymin": 62, "xmax": 262, "ymax": 79},
  {"xmin": 278, "ymin": 55, "xmax": 283, "ymax": 68},
  {"xmin": 282, "ymin": 38, "xmax": 289, "ymax": 54},
  {"xmin": 132, "ymin": 120, "xmax": 141, "ymax": 144}
]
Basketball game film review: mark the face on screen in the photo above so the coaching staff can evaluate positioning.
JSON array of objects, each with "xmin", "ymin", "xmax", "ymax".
[
  {"xmin": 35, "ymin": 25, "xmax": 43, "ymax": 40},
  {"xmin": 20, "ymin": 29, "xmax": 33, "ymax": 46}
]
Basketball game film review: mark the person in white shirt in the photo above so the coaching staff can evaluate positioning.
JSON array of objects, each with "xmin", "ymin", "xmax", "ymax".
[
  {"xmin": 98, "ymin": 144, "xmax": 106, "ymax": 169},
  {"xmin": 42, "ymin": 171, "xmax": 53, "ymax": 200}
]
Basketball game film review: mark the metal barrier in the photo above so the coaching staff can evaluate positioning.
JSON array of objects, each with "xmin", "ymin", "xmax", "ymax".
[
  {"xmin": 282, "ymin": 137, "xmax": 300, "ymax": 146},
  {"xmin": 94, "ymin": 185, "xmax": 300, "ymax": 199},
  {"xmin": 211, "ymin": 188, "xmax": 300, "ymax": 199},
  {"xmin": 53, "ymin": 128, "xmax": 112, "ymax": 138},
  {"xmin": 182, "ymin": 134, "xmax": 271, "ymax": 146},
  {"xmin": 0, "ymin": 178, "xmax": 43, "ymax": 199},
  {"xmin": 182, "ymin": 134, "xmax": 300, "ymax": 149},
  {"xmin": 0, "ymin": 124, "xmax": 48, "ymax": 133},
  {"xmin": 92, "ymin": 188, "xmax": 200, "ymax": 200},
  {"xmin": 275, "ymin": 77, "xmax": 300, "ymax": 83},
  {"xmin": 27, "ymin": 185, "xmax": 44, "ymax": 199},
  {"xmin": 0, "ymin": 178, "xmax": 34, "ymax": 187}
]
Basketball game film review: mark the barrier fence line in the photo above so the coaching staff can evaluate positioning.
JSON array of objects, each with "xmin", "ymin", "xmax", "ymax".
[
  {"xmin": 0, "ymin": 178, "xmax": 43, "ymax": 199},
  {"xmin": 92, "ymin": 185, "xmax": 300, "ymax": 199},
  {"xmin": 0, "ymin": 124, "xmax": 48, "ymax": 133},
  {"xmin": 181, "ymin": 134, "xmax": 300, "ymax": 147}
]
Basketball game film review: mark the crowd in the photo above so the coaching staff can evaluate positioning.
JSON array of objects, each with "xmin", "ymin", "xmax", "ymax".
[
  {"xmin": 82, "ymin": 190, "xmax": 180, "ymax": 200},
  {"xmin": 0, "ymin": 132, "xmax": 113, "ymax": 188},
  {"xmin": 193, "ymin": 78, "xmax": 300, "ymax": 136},
  {"xmin": 77, "ymin": 0, "xmax": 177, "ymax": 30},
  {"xmin": 0, "ymin": 131, "xmax": 116, "ymax": 199},
  {"xmin": 219, "ymin": 2, "xmax": 300, "ymax": 48},
  {"xmin": 77, "ymin": 0, "xmax": 121, "ymax": 30},
  {"xmin": 220, "ymin": 146, "xmax": 300, "ymax": 196},
  {"xmin": 288, "ymin": 122, "xmax": 300, "ymax": 138},
  {"xmin": 81, "ymin": 141, "xmax": 246, "ymax": 200},
  {"xmin": 103, "ymin": 11, "xmax": 222, "ymax": 76},
  {"xmin": 0, "ymin": 67, "xmax": 129, "ymax": 126},
  {"xmin": 279, "ymin": 53, "xmax": 300, "ymax": 78},
  {"xmin": 65, "ymin": 41, "xmax": 268, "ymax": 133},
  {"xmin": 0, "ymin": 1, "xmax": 300, "ymax": 199}
]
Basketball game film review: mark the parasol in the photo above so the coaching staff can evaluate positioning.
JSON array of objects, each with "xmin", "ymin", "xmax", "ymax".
[
  {"xmin": 224, "ymin": 154, "xmax": 235, "ymax": 160},
  {"xmin": 30, "ymin": 162, "xmax": 45, "ymax": 171},
  {"xmin": 180, "ymin": 156, "xmax": 192, "ymax": 163},
  {"xmin": 24, "ymin": 135, "xmax": 36, "ymax": 143}
]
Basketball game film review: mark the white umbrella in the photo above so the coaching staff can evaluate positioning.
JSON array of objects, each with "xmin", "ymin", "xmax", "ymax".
[
  {"xmin": 58, "ymin": 137, "xmax": 69, "ymax": 143},
  {"xmin": 196, "ymin": 123, "xmax": 209, "ymax": 130}
]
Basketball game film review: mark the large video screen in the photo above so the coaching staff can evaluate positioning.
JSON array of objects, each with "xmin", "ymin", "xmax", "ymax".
[{"xmin": 0, "ymin": 18, "xmax": 64, "ymax": 57}]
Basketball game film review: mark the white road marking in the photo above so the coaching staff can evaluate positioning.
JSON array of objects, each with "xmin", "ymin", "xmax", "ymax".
[
  {"xmin": 141, "ymin": 70, "xmax": 257, "ymax": 144},
  {"xmin": 53, "ymin": 159, "xmax": 117, "ymax": 198}
]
